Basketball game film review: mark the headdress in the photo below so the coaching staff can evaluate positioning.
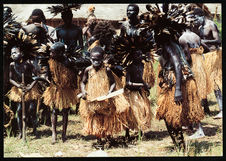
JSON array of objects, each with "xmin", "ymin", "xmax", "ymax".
[
  {"xmin": 4, "ymin": 29, "xmax": 40, "ymax": 61},
  {"xmin": 47, "ymin": 4, "xmax": 82, "ymax": 16},
  {"xmin": 88, "ymin": 5, "xmax": 95, "ymax": 13},
  {"xmin": 92, "ymin": 21, "xmax": 116, "ymax": 48}
]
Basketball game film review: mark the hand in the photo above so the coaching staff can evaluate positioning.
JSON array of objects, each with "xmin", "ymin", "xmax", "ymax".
[
  {"xmin": 108, "ymin": 90, "xmax": 113, "ymax": 95},
  {"xmin": 174, "ymin": 89, "xmax": 183, "ymax": 105},
  {"xmin": 81, "ymin": 91, "xmax": 87, "ymax": 100},
  {"xmin": 22, "ymin": 86, "xmax": 29, "ymax": 93},
  {"xmin": 144, "ymin": 83, "xmax": 151, "ymax": 90}
]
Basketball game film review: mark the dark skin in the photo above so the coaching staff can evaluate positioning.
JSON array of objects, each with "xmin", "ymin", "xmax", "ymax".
[
  {"xmin": 48, "ymin": 44, "xmax": 77, "ymax": 144},
  {"xmin": 120, "ymin": 5, "xmax": 140, "ymax": 37},
  {"xmin": 125, "ymin": 50, "xmax": 150, "ymax": 92},
  {"xmin": 193, "ymin": 14, "xmax": 221, "ymax": 51},
  {"xmin": 9, "ymin": 47, "xmax": 39, "ymax": 138},
  {"xmin": 56, "ymin": 10, "xmax": 83, "ymax": 54},
  {"xmin": 162, "ymin": 41, "xmax": 183, "ymax": 104},
  {"xmin": 22, "ymin": 9, "xmax": 54, "ymax": 44},
  {"xmin": 80, "ymin": 51, "xmax": 115, "ymax": 144},
  {"xmin": 179, "ymin": 29, "xmax": 202, "ymax": 64},
  {"xmin": 125, "ymin": 50, "xmax": 150, "ymax": 139},
  {"xmin": 81, "ymin": 51, "xmax": 115, "ymax": 100},
  {"xmin": 121, "ymin": 5, "xmax": 148, "ymax": 90},
  {"xmin": 179, "ymin": 29, "xmax": 212, "ymax": 115},
  {"xmin": 82, "ymin": 18, "xmax": 96, "ymax": 41},
  {"xmin": 121, "ymin": 5, "xmax": 150, "ymax": 139},
  {"xmin": 22, "ymin": 9, "xmax": 54, "ymax": 127}
]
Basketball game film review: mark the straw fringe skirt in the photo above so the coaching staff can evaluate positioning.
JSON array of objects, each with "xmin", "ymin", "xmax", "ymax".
[
  {"xmin": 156, "ymin": 65, "xmax": 204, "ymax": 128},
  {"xmin": 143, "ymin": 60, "xmax": 155, "ymax": 88},
  {"xmin": 79, "ymin": 66, "xmax": 131, "ymax": 138},
  {"xmin": 203, "ymin": 49, "xmax": 222, "ymax": 94},
  {"xmin": 125, "ymin": 89, "xmax": 153, "ymax": 132},
  {"xmin": 42, "ymin": 59, "xmax": 79, "ymax": 109},
  {"xmin": 190, "ymin": 47, "xmax": 209, "ymax": 100},
  {"xmin": 7, "ymin": 84, "xmax": 41, "ymax": 102}
]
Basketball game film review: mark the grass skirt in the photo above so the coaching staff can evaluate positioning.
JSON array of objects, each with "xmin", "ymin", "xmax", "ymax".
[
  {"xmin": 203, "ymin": 49, "xmax": 222, "ymax": 93},
  {"xmin": 125, "ymin": 89, "xmax": 153, "ymax": 132},
  {"xmin": 156, "ymin": 65, "xmax": 204, "ymax": 128},
  {"xmin": 190, "ymin": 47, "xmax": 209, "ymax": 99},
  {"xmin": 143, "ymin": 60, "xmax": 155, "ymax": 88},
  {"xmin": 7, "ymin": 84, "xmax": 41, "ymax": 102},
  {"xmin": 42, "ymin": 59, "xmax": 79, "ymax": 109},
  {"xmin": 79, "ymin": 66, "xmax": 131, "ymax": 138}
]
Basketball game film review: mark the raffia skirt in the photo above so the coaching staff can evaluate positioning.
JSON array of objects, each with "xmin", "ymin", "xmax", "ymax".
[
  {"xmin": 203, "ymin": 48, "xmax": 222, "ymax": 93},
  {"xmin": 79, "ymin": 66, "xmax": 131, "ymax": 138},
  {"xmin": 190, "ymin": 47, "xmax": 210, "ymax": 100},
  {"xmin": 125, "ymin": 88, "xmax": 153, "ymax": 132},
  {"xmin": 42, "ymin": 58, "xmax": 80, "ymax": 109},
  {"xmin": 143, "ymin": 60, "xmax": 156, "ymax": 88},
  {"xmin": 6, "ymin": 84, "xmax": 41, "ymax": 102},
  {"xmin": 42, "ymin": 84, "xmax": 79, "ymax": 109},
  {"xmin": 156, "ymin": 65, "xmax": 204, "ymax": 128}
]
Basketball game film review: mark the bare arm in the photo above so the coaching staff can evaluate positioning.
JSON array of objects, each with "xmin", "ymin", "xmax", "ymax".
[
  {"xmin": 165, "ymin": 42, "xmax": 183, "ymax": 104},
  {"xmin": 106, "ymin": 67, "xmax": 116, "ymax": 94},
  {"xmin": 9, "ymin": 63, "xmax": 21, "ymax": 88},
  {"xmin": 179, "ymin": 38, "xmax": 192, "ymax": 63},
  {"xmin": 201, "ymin": 23, "xmax": 221, "ymax": 45},
  {"xmin": 80, "ymin": 66, "xmax": 90, "ymax": 99},
  {"xmin": 78, "ymin": 28, "xmax": 84, "ymax": 50},
  {"xmin": 125, "ymin": 67, "xmax": 147, "ymax": 88}
]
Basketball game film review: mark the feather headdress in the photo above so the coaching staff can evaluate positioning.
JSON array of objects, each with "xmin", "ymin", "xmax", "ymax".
[
  {"xmin": 47, "ymin": 4, "xmax": 82, "ymax": 16},
  {"xmin": 5, "ymin": 29, "xmax": 40, "ymax": 61},
  {"xmin": 140, "ymin": 3, "xmax": 191, "ymax": 45},
  {"xmin": 109, "ymin": 27, "xmax": 155, "ymax": 69},
  {"xmin": 92, "ymin": 21, "xmax": 116, "ymax": 48},
  {"xmin": 3, "ymin": 13, "xmax": 21, "ymax": 45}
]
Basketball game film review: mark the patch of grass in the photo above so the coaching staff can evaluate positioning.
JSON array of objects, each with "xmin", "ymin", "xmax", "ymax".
[
  {"xmin": 3, "ymin": 54, "xmax": 222, "ymax": 157},
  {"xmin": 214, "ymin": 14, "xmax": 222, "ymax": 40}
]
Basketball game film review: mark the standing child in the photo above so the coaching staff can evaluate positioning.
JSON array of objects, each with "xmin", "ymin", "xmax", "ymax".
[
  {"xmin": 79, "ymin": 46, "xmax": 130, "ymax": 146},
  {"xmin": 42, "ymin": 42, "xmax": 79, "ymax": 144}
]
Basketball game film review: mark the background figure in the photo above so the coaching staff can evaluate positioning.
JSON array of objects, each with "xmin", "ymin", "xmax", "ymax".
[
  {"xmin": 192, "ymin": 8, "xmax": 222, "ymax": 119},
  {"xmin": 55, "ymin": 6, "xmax": 83, "ymax": 55},
  {"xmin": 82, "ymin": 5, "xmax": 97, "ymax": 46},
  {"xmin": 179, "ymin": 28, "xmax": 208, "ymax": 139},
  {"xmin": 22, "ymin": 8, "xmax": 54, "ymax": 126}
]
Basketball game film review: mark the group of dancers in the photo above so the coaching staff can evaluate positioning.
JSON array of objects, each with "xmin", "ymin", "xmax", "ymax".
[{"xmin": 3, "ymin": 3, "xmax": 222, "ymax": 151}]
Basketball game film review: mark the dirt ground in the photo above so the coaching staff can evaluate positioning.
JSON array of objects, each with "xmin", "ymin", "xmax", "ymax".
[{"xmin": 3, "ymin": 91, "xmax": 223, "ymax": 157}]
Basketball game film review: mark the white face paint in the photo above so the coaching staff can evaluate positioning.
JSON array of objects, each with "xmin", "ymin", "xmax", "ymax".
[{"xmin": 11, "ymin": 47, "xmax": 22, "ymax": 61}]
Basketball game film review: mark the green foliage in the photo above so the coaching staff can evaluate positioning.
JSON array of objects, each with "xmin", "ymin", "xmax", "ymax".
[{"xmin": 214, "ymin": 14, "xmax": 222, "ymax": 40}]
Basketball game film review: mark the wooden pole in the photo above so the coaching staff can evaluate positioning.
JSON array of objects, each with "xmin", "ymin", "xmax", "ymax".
[{"xmin": 21, "ymin": 73, "xmax": 26, "ymax": 142}]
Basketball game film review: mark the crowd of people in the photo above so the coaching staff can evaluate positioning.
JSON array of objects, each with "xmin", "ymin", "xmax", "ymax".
[{"xmin": 3, "ymin": 3, "xmax": 222, "ymax": 151}]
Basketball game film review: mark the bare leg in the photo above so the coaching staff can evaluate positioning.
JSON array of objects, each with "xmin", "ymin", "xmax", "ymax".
[
  {"xmin": 176, "ymin": 127, "xmax": 185, "ymax": 151},
  {"xmin": 16, "ymin": 103, "xmax": 22, "ymax": 139},
  {"xmin": 164, "ymin": 119, "xmax": 177, "ymax": 146},
  {"xmin": 125, "ymin": 128, "xmax": 130, "ymax": 140},
  {"xmin": 214, "ymin": 87, "xmax": 222, "ymax": 119},
  {"xmin": 51, "ymin": 108, "xmax": 57, "ymax": 144},
  {"xmin": 62, "ymin": 108, "xmax": 69, "ymax": 142},
  {"xmin": 201, "ymin": 99, "xmax": 211, "ymax": 115},
  {"xmin": 29, "ymin": 100, "xmax": 37, "ymax": 135}
]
